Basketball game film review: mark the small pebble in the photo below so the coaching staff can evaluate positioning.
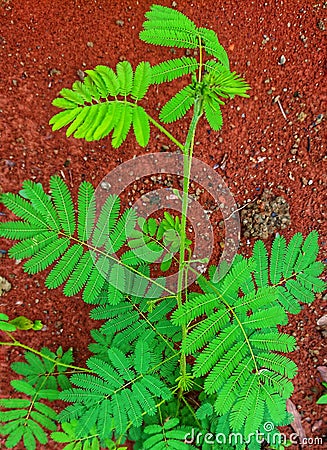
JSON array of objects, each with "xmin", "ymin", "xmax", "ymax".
[
  {"xmin": 76, "ymin": 69, "xmax": 85, "ymax": 81},
  {"xmin": 317, "ymin": 19, "xmax": 325, "ymax": 31},
  {"xmin": 48, "ymin": 68, "xmax": 61, "ymax": 76},
  {"xmin": 0, "ymin": 276, "xmax": 12, "ymax": 296},
  {"xmin": 100, "ymin": 181, "xmax": 111, "ymax": 191},
  {"xmin": 278, "ymin": 55, "xmax": 286, "ymax": 65}
]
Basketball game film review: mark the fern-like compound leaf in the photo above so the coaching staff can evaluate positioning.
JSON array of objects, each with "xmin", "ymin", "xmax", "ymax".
[
  {"xmin": 84, "ymin": 69, "xmax": 108, "ymax": 98},
  {"xmin": 249, "ymin": 330, "xmax": 296, "ymax": 353},
  {"xmin": 23, "ymin": 237, "xmax": 70, "ymax": 274},
  {"xmin": 294, "ymin": 230, "xmax": 319, "ymax": 272},
  {"xmin": 107, "ymin": 264, "xmax": 125, "ymax": 304},
  {"xmin": 233, "ymin": 286, "xmax": 277, "ymax": 314},
  {"xmin": 59, "ymin": 87, "xmax": 85, "ymax": 105},
  {"xmin": 51, "ymin": 420, "xmax": 104, "ymax": 449},
  {"xmin": 259, "ymin": 370, "xmax": 294, "ymax": 399},
  {"xmin": 175, "ymin": 232, "xmax": 325, "ymax": 440},
  {"xmin": 84, "ymin": 103, "xmax": 112, "ymax": 142},
  {"xmin": 253, "ymin": 240, "xmax": 269, "ymax": 288},
  {"xmin": 72, "ymin": 80, "xmax": 93, "ymax": 102},
  {"xmin": 133, "ymin": 105, "xmax": 150, "ymax": 147},
  {"xmin": 193, "ymin": 324, "xmax": 241, "ymax": 377},
  {"xmin": 93, "ymin": 102, "xmax": 119, "ymax": 140},
  {"xmin": 0, "ymin": 177, "xmax": 149, "ymax": 305},
  {"xmin": 11, "ymin": 348, "xmax": 72, "ymax": 391},
  {"xmin": 91, "ymin": 194, "xmax": 121, "ymax": 248},
  {"xmin": 182, "ymin": 309, "xmax": 230, "ymax": 354},
  {"xmin": 108, "ymin": 347, "xmax": 134, "ymax": 381},
  {"xmin": 50, "ymin": 108, "xmax": 81, "ymax": 131},
  {"xmin": 204, "ymin": 95, "xmax": 223, "ymax": 131},
  {"xmin": 297, "ymin": 271, "xmax": 326, "ymax": 293},
  {"xmin": 143, "ymin": 418, "xmax": 197, "ymax": 449},
  {"xmin": 243, "ymin": 384, "xmax": 265, "ymax": 437},
  {"xmin": 59, "ymin": 344, "xmax": 170, "ymax": 440},
  {"xmin": 270, "ymin": 234, "xmax": 286, "ymax": 284},
  {"xmin": 76, "ymin": 405, "xmax": 99, "ymax": 438},
  {"xmin": 143, "ymin": 3, "xmax": 196, "ymax": 28},
  {"xmin": 99, "ymin": 309, "xmax": 139, "ymax": 340},
  {"xmin": 198, "ymin": 27, "xmax": 229, "ymax": 69},
  {"xmin": 203, "ymin": 340, "xmax": 249, "ymax": 394},
  {"xmin": 107, "ymin": 283, "xmax": 124, "ymax": 306},
  {"xmin": 111, "ymin": 102, "xmax": 133, "ymax": 148},
  {"xmin": 9, "ymin": 232, "xmax": 58, "ymax": 260},
  {"xmin": 0, "ymin": 192, "xmax": 48, "ymax": 229},
  {"xmin": 140, "ymin": 4, "xmax": 198, "ymax": 49},
  {"xmin": 303, "ymin": 260, "xmax": 325, "ymax": 277},
  {"xmin": 214, "ymin": 357, "xmax": 254, "ymax": 416},
  {"xmin": 151, "ymin": 57, "xmax": 198, "ymax": 84},
  {"xmin": 141, "ymin": 26, "xmax": 193, "ymax": 47},
  {"xmin": 242, "ymin": 305, "xmax": 288, "ymax": 329},
  {"xmin": 21, "ymin": 180, "xmax": 60, "ymax": 231},
  {"xmin": 132, "ymin": 383, "xmax": 157, "ymax": 417},
  {"xmin": 255, "ymin": 353, "xmax": 297, "ymax": 379},
  {"xmin": 45, "ymin": 244, "xmax": 84, "ymax": 289},
  {"xmin": 97, "ymin": 400, "xmax": 114, "ymax": 441},
  {"xmin": 159, "ymin": 85, "xmax": 194, "ymax": 123},
  {"xmin": 94, "ymin": 65, "xmax": 120, "ymax": 96},
  {"xmin": 77, "ymin": 181, "xmax": 96, "ymax": 242},
  {"xmin": 84, "ymin": 75, "xmax": 101, "ymax": 101},
  {"xmin": 82, "ymin": 257, "xmax": 110, "ymax": 303},
  {"xmin": 131, "ymin": 61, "xmax": 152, "ymax": 100},
  {"xmin": 133, "ymin": 340, "xmax": 150, "ymax": 374},
  {"xmin": 286, "ymin": 279, "xmax": 315, "ymax": 304},
  {"xmin": 205, "ymin": 60, "xmax": 250, "ymax": 99},
  {"xmin": 63, "ymin": 251, "xmax": 94, "ymax": 296},
  {"xmin": 171, "ymin": 292, "xmax": 219, "ymax": 326},
  {"xmin": 116, "ymin": 61, "xmax": 133, "ymax": 96},
  {"xmin": 64, "ymin": 106, "xmax": 91, "ymax": 137},
  {"xmin": 50, "ymin": 62, "xmax": 152, "ymax": 148},
  {"xmin": 282, "ymin": 232, "xmax": 303, "ymax": 278},
  {"xmin": 0, "ymin": 221, "xmax": 47, "ymax": 239},
  {"xmin": 50, "ymin": 175, "xmax": 75, "ymax": 236},
  {"xmin": 229, "ymin": 376, "xmax": 259, "ymax": 432},
  {"xmin": 0, "ymin": 347, "xmax": 72, "ymax": 450},
  {"xmin": 275, "ymin": 286, "xmax": 301, "ymax": 314},
  {"xmin": 86, "ymin": 357, "xmax": 123, "ymax": 391},
  {"xmin": 107, "ymin": 207, "xmax": 137, "ymax": 253}
]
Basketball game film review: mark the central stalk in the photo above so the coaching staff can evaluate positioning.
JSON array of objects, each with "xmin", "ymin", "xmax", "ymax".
[{"xmin": 177, "ymin": 94, "xmax": 203, "ymax": 398}]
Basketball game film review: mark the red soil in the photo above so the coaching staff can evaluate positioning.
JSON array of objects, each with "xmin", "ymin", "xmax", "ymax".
[{"xmin": 0, "ymin": 1, "xmax": 326, "ymax": 449}]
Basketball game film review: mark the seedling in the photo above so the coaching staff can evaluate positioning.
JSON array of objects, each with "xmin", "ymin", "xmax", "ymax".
[{"xmin": 0, "ymin": 5, "xmax": 325, "ymax": 450}]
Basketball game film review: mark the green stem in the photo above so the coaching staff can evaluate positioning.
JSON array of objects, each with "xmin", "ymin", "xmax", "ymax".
[
  {"xmin": 198, "ymin": 36, "xmax": 203, "ymax": 83},
  {"xmin": 176, "ymin": 95, "xmax": 204, "ymax": 399},
  {"xmin": 147, "ymin": 115, "xmax": 185, "ymax": 151},
  {"xmin": 0, "ymin": 339, "xmax": 92, "ymax": 373},
  {"xmin": 181, "ymin": 395, "xmax": 202, "ymax": 429},
  {"xmin": 25, "ymin": 360, "xmax": 53, "ymax": 422}
]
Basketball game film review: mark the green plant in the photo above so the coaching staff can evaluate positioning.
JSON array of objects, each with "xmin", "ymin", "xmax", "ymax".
[{"xmin": 0, "ymin": 4, "xmax": 325, "ymax": 450}]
